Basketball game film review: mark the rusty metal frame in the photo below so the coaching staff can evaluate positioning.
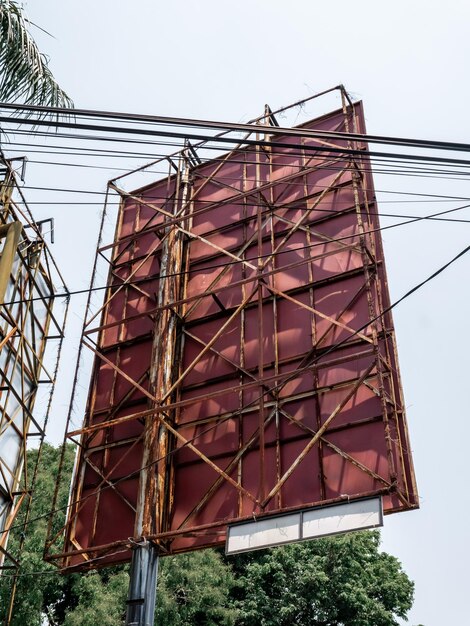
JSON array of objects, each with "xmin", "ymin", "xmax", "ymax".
[
  {"xmin": 45, "ymin": 89, "xmax": 418, "ymax": 571},
  {"xmin": 0, "ymin": 159, "xmax": 68, "ymax": 624}
]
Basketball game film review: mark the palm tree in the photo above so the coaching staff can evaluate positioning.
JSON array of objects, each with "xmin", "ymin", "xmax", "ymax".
[{"xmin": 0, "ymin": 0, "xmax": 73, "ymax": 107}]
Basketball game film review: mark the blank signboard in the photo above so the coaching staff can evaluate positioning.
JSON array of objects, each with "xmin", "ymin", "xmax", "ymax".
[{"xmin": 226, "ymin": 497, "xmax": 383, "ymax": 554}]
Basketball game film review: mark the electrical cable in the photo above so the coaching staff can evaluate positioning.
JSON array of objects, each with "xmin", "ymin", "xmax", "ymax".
[
  {"xmin": 13, "ymin": 156, "xmax": 470, "ymax": 184},
  {"xmin": 3, "ymin": 101, "xmax": 470, "ymax": 574},
  {"xmin": 1, "ymin": 236, "xmax": 469, "ymax": 543},
  {"xmin": 2, "ymin": 198, "xmax": 470, "ymax": 308},
  {"xmin": 4, "ymin": 135, "xmax": 470, "ymax": 180},
  {"xmin": 4, "ymin": 124, "xmax": 470, "ymax": 205},
  {"xmin": 11, "ymin": 200, "xmax": 468, "ymax": 205},
  {"xmin": 13, "ymin": 183, "xmax": 470, "ymax": 204},
  {"xmin": 4, "ymin": 112, "xmax": 470, "ymax": 169},
  {"xmin": 3, "ymin": 98, "xmax": 470, "ymax": 586},
  {"xmin": 8, "ymin": 148, "xmax": 470, "ymax": 197},
  {"xmin": 4, "ymin": 132, "xmax": 470, "ymax": 175},
  {"xmin": 3, "ymin": 100, "xmax": 470, "ymax": 158},
  {"xmin": 0, "ymin": 547, "xmax": 131, "ymax": 577}
]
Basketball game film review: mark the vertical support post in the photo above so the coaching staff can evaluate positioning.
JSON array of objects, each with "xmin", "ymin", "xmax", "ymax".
[
  {"xmin": 255, "ymin": 117, "xmax": 265, "ymax": 506},
  {"xmin": 255, "ymin": 107, "xmax": 273, "ymax": 508},
  {"xmin": 126, "ymin": 541, "xmax": 159, "ymax": 626},
  {"xmin": 0, "ymin": 221, "xmax": 22, "ymax": 303},
  {"xmin": 125, "ymin": 154, "xmax": 190, "ymax": 625}
]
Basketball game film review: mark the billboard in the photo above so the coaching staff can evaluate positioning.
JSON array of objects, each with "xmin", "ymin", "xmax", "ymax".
[
  {"xmin": 0, "ymin": 166, "xmax": 66, "ymax": 571},
  {"xmin": 47, "ymin": 101, "xmax": 418, "ymax": 571}
]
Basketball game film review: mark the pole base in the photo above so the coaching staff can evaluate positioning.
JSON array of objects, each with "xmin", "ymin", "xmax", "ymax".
[{"xmin": 125, "ymin": 540, "xmax": 159, "ymax": 626}]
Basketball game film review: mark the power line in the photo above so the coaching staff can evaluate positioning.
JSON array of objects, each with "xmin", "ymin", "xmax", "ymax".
[
  {"xmin": 10, "ymin": 200, "xmax": 467, "ymax": 205},
  {"xmin": 7, "ymin": 148, "xmax": 470, "ymax": 198},
  {"xmin": 14, "ymin": 156, "xmax": 470, "ymax": 183},
  {"xmin": 2, "ymin": 199, "xmax": 470, "ymax": 308},
  {"xmin": 3, "ymin": 112, "xmax": 470, "ymax": 169},
  {"xmin": 4, "ymin": 135, "xmax": 466, "ymax": 194},
  {"xmin": 2, "ymin": 100, "xmax": 470, "ymax": 157},
  {"xmin": 2, "ymin": 98, "xmax": 470, "ymax": 569},
  {"xmin": 2, "ymin": 237, "xmax": 469, "ymax": 544},
  {"xmin": 13, "ymin": 185, "xmax": 470, "ymax": 204},
  {"xmin": 5, "ymin": 134, "xmax": 470, "ymax": 175},
  {"xmin": 0, "ymin": 547, "xmax": 130, "ymax": 577}
]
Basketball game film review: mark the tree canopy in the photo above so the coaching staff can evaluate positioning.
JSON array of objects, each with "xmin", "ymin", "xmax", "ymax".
[
  {"xmin": 0, "ymin": 444, "xmax": 418, "ymax": 625},
  {"xmin": 229, "ymin": 533, "xmax": 414, "ymax": 626},
  {"xmin": 0, "ymin": 0, "xmax": 72, "ymax": 106}
]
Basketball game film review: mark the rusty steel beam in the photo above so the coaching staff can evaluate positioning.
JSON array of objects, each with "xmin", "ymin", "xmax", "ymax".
[
  {"xmin": 260, "ymin": 362, "xmax": 376, "ymax": 508},
  {"xmin": 0, "ymin": 221, "xmax": 22, "ymax": 304},
  {"xmin": 0, "ymin": 163, "xmax": 68, "ymax": 626},
  {"xmin": 83, "ymin": 242, "xmax": 365, "ymax": 338}
]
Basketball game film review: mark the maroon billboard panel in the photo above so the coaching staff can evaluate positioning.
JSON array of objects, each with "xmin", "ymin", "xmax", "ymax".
[{"xmin": 53, "ymin": 102, "xmax": 418, "ymax": 570}]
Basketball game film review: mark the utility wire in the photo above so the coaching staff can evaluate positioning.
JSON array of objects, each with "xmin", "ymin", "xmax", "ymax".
[
  {"xmin": 4, "ymin": 134, "xmax": 470, "ymax": 175},
  {"xmin": 13, "ymin": 185, "xmax": 470, "ymax": 203},
  {"xmin": 0, "ymin": 547, "xmax": 130, "ymax": 577},
  {"xmin": 9, "ymin": 148, "xmax": 470, "ymax": 197},
  {"xmin": 2, "ymin": 101, "xmax": 470, "ymax": 565},
  {"xmin": 11, "ymin": 200, "xmax": 468, "ymax": 205},
  {"xmin": 2, "ymin": 100, "xmax": 470, "ymax": 158},
  {"xmin": 2, "ymin": 199, "xmax": 470, "ymax": 308},
  {"xmin": 12, "ymin": 156, "xmax": 470, "ymax": 183},
  {"xmin": 5, "ymin": 135, "xmax": 470, "ymax": 180},
  {"xmin": 3, "ymin": 112, "xmax": 470, "ymax": 169},
  {"xmin": 1, "ymin": 237, "xmax": 469, "ymax": 543}
]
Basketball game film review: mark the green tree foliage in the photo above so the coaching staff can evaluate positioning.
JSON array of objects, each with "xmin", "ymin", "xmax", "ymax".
[
  {"xmin": 0, "ymin": 444, "xmax": 417, "ymax": 625},
  {"xmin": 0, "ymin": 443, "xmax": 78, "ymax": 625},
  {"xmin": 155, "ymin": 550, "xmax": 237, "ymax": 626},
  {"xmin": 62, "ymin": 569, "xmax": 129, "ymax": 626},
  {"xmin": 0, "ymin": 0, "xmax": 72, "ymax": 106},
  {"xmin": 229, "ymin": 532, "xmax": 414, "ymax": 626},
  {"xmin": 0, "ymin": 443, "xmax": 130, "ymax": 625}
]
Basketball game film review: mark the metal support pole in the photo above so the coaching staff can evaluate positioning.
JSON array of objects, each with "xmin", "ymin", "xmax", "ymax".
[
  {"xmin": 125, "ymin": 541, "xmax": 159, "ymax": 626},
  {"xmin": 125, "ymin": 153, "xmax": 190, "ymax": 625}
]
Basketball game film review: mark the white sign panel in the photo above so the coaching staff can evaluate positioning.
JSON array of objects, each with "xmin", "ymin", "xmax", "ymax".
[{"xmin": 226, "ymin": 497, "xmax": 383, "ymax": 554}]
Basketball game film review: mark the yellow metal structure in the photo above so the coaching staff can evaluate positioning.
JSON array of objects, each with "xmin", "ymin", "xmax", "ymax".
[{"xmin": 0, "ymin": 160, "xmax": 68, "ymax": 624}]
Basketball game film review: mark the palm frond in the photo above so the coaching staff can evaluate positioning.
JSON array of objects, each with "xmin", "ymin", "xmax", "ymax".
[{"xmin": 0, "ymin": 0, "xmax": 73, "ymax": 108}]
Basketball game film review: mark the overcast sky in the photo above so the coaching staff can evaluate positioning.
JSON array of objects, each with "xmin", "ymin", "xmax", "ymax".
[{"xmin": 9, "ymin": 2, "xmax": 470, "ymax": 624}]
